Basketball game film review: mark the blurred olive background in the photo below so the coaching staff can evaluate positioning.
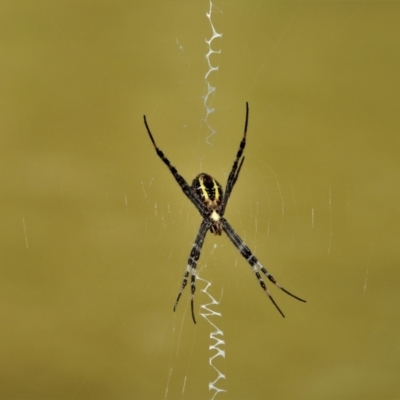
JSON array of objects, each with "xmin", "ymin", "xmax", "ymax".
[{"xmin": 1, "ymin": 1, "xmax": 399, "ymax": 399}]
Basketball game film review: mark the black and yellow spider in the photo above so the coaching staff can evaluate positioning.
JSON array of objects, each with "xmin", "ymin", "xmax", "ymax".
[{"xmin": 144, "ymin": 103, "xmax": 305, "ymax": 323}]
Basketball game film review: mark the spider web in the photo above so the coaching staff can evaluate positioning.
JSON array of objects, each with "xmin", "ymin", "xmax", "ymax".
[
  {"xmin": 2, "ymin": 1, "xmax": 400, "ymax": 400},
  {"xmin": 137, "ymin": 2, "xmax": 400, "ymax": 399}
]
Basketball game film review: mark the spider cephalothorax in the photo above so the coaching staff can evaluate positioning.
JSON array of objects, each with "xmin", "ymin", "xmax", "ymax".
[{"xmin": 144, "ymin": 103, "xmax": 306, "ymax": 323}]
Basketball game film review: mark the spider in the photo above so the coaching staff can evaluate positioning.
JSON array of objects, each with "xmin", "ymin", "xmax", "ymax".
[{"xmin": 144, "ymin": 102, "xmax": 306, "ymax": 323}]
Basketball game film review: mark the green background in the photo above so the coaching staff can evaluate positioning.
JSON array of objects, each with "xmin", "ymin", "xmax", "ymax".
[{"xmin": 1, "ymin": 1, "xmax": 399, "ymax": 399}]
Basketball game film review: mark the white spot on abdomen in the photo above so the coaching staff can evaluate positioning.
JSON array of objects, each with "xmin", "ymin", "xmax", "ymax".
[{"xmin": 211, "ymin": 211, "xmax": 220, "ymax": 221}]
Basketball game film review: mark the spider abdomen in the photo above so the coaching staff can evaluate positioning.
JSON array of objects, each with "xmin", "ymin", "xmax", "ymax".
[{"xmin": 191, "ymin": 173, "xmax": 223, "ymax": 209}]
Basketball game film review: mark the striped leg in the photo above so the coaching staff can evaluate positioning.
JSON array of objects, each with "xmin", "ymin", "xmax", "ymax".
[
  {"xmin": 143, "ymin": 115, "xmax": 207, "ymax": 216},
  {"xmin": 174, "ymin": 220, "xmax": 211, "ymax": 323},
  {"xmin": 221, "ymin": 102, "xmax": 249, "ymax": 215},
  {"xmin": 221, "ymin": 218, "xmax": 305, "ymax": 317}
]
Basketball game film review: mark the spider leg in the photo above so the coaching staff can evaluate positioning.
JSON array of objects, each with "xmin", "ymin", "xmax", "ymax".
[
  {"xmin": 221, "ymin": 102, "xmax": 249, "ymax": 214},
  {"xmin": 173, "ymin": 219, "xmax": 211, "ymax": 324},
  {"xmin": 143, "ymin": 115, "xmax": 207, "ymax": 215},
  {"xmin": 221, "ymin": 218, "xmax": 305, "ymax": 317}
]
